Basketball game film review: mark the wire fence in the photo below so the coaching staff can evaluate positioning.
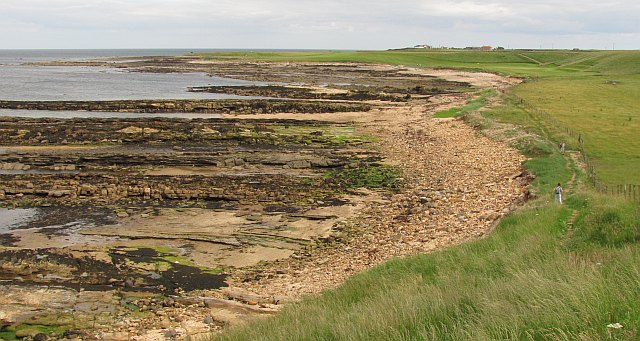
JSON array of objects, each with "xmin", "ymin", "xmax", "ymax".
[{"xmin": 515, "ymin": 96, "xmax": 640, "ymax": 201}]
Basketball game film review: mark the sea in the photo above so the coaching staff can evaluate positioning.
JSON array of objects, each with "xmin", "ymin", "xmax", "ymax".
[
  {"xmin": 0, "ymin": 49, "xmax": 267, "ymax": 110},
  {"xmin": 0, "ymin": 49, "xmax": 260, "ymax": 232}
]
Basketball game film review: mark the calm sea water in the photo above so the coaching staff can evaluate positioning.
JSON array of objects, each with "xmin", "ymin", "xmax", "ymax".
[
  {"xmin": 0, "ymin": 49, "xmax": 260, "ymax": 102},
  {"xmin": 0, "ymin": 109, "xmax": 223, "ymax": 119},
  {"xmin": 0, "ymin": 207, "xmax": 39, "ymax": 233},
  {"xmin": 0, "ymin": 49, "xmax": 210, "ymax": 65}
]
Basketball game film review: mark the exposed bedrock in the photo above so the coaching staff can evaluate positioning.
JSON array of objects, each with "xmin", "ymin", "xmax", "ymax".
[{"xmin": 0, "ymin": 99, "xmax": 372, "ymax": 114}]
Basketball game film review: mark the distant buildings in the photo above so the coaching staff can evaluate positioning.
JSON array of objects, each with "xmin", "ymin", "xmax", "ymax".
[
  {"xmin": 407, "ymin": 44, "xmax": 508, "ymax": 51},
  {"xmin": 464, "ymin": 45, "xmax": 493, "ymax": 51}
]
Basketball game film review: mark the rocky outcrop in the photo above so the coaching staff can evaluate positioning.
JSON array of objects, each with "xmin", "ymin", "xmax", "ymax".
[
  {"xmin": 1, "ymin": 177, "xmax": 244, "ymax": 202},
  {"xmin": 0, "ymin": 99, "xmax": 372, "ymax": 114},
  {"xmin": 188, "ymin": 85, "xmax": 409, "ymax": 102}
]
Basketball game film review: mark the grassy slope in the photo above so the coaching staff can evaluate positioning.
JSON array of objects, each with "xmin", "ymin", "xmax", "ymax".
[
  {"xmin": 513, "ymin": 75, "xmax": 640, "ymax": 184},
  {"xmin": 510, "ymin": 50, "xmax": 640, "ymax": 184},
  {"xmin": 202, "ymin": 50, "xmax": 600, "ymax": 76},
  {"xmin": 207, "ymin": 50, "xmax": 640, "ymax": 340}
]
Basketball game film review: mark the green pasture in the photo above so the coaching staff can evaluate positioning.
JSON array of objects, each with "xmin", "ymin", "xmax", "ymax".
[
  {"xmin": 513, "ymin": 75, "xmax": 640, "ymax": 184},
  {"xmin": 201, "ymin": 49, "xmax": 630, "ymax": 77}
]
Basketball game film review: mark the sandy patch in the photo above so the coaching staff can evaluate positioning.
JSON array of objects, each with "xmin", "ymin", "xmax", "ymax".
[{"xmin": 400, "ymin": 67, "xmax": 522, "ymax": 88}]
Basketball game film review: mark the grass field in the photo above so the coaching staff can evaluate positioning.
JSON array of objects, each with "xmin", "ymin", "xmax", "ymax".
[
  {"xmin": 512, "ymin": 76, "xmax": 640, "ymax": 184},
  {"xmin": 204, "ymin": 49, "xmax": 640, "ymax": 341},
  {"xmin": 201, "ymin": 49, "xmax": 632, "ymax": 77}
]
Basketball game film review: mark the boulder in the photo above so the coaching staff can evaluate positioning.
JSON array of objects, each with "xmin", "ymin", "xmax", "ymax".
[
  {"xmin": 78, "ymin": 184, "xmax": 96, "ymax": 196},
  {"xmin": 48, "ymin": 190, "xmax": 72, "ymax": 198},
  {"xmin": 223, "ymin": 157, "xmax": 245, "ymax": 167},
  {"xmin": 310, "ymin": 157, "xmax": 329, "ymax": 167},
  {"xmin": 288, "ymin": 160, "xmax": 311, "ymax": 169},
  {"xmin": 15, "ymin": 328, "xmax": 40, "ymax": 338}
]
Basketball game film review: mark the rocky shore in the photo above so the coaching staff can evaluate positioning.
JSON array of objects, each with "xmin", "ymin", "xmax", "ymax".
[
  {"xmin": 0, "ymin": 59, "xmax": 526, "ymax": 340},
  {"xmin": 0, "ymin": 99, "xmax": 371, "ymax": 115},
  {"xmin": 230, "ymin": 97, "xmax": 530, "ymax": 299}
]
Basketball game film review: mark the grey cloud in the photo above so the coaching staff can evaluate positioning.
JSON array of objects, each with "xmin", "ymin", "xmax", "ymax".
[{"xmin": 0, "ymin": 0, "xmax": 638, "ymax": 49}]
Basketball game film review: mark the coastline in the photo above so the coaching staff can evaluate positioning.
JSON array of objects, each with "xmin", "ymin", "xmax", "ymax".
[
  {"xmin": 0, "ymin": 57, "xmax": 529, "ymax": 340},
  {"xmin": 229, "ymin": 69, "xmax": 528, "ymax": 299}
]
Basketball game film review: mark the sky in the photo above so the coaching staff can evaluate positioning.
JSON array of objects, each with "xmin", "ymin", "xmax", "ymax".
[{"xmin": 1, "ymin": 0, "xmax": 638, "ymax": 50}]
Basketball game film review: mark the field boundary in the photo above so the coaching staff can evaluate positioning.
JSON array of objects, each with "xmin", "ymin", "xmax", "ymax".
[{"xmin": 514, "ymin": 95, "xmax": 640, "ymax": 201}]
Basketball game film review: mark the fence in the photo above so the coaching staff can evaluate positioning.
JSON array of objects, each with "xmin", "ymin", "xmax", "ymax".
[{"xmin": 515, "ymin": 96, "xmax": 639, "ymax": 201}]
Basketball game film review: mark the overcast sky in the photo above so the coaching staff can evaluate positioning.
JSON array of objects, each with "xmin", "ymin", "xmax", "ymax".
[{"xmin": 1, "ymin": 0, "xmax": 638, "ymax": 50}]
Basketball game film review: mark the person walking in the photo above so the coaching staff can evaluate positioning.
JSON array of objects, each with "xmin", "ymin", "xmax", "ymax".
[
  {"xmin": 555, "ymin": 183, "xmax": 563, "ymax": 204},
  {"xmin": 559, "ymin": 141, "xmax": 566, "ymax": 154}
]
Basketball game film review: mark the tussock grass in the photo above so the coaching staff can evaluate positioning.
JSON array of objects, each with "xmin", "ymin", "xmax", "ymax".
[{"xmin": 569, "ymin": 194, "xmax": 640, "ymax": 249}]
